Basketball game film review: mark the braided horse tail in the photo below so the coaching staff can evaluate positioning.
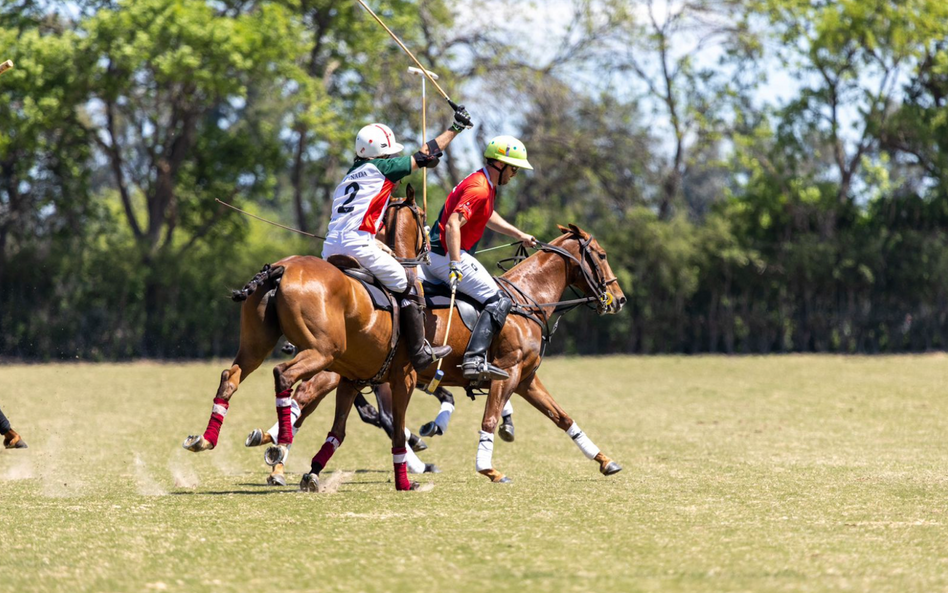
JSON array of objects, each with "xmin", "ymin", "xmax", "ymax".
[{"xmin": 231, "ymin": 263, "xmax": 285, "ymax": 302}]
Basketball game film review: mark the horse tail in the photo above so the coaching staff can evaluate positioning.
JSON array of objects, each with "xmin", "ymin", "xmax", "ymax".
[{"xmin": 231, "ymin": 263, "xmax": 286, "ymax": 302}]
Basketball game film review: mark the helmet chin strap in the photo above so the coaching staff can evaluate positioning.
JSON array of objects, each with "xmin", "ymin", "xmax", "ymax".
[{"xmin": 488, "ymin": 161, "xmax": 510, "ymax": 183}]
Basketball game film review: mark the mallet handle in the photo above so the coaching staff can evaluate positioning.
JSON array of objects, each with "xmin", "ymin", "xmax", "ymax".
[
  {"xmin": 355, "ymin": 0, "xmax": 453, "ymax": 104},
  {"xmin": 0, "ymin": 60, "xmax": 14, "ymax": 76}
]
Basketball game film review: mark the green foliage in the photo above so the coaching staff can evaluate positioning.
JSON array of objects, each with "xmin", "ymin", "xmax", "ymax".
[{"xmin": 6, "ymin": 0, "xmax": 948, "ymax": 357}]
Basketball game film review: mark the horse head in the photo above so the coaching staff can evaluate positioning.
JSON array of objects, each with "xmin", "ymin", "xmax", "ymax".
[
  {"xmin": 378, "ymin": 184, "xmax": 430, "ymax": 262},
  {"xmin": 555, "ymin": 224, "xmax": 626, "ymax": 314}
]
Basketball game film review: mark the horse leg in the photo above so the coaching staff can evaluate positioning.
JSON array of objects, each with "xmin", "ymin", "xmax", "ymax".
[
  {"xmin": 373, "ymin": 383, "xmax": 427, "ymax": 453},
  {"xmin": 420, "ymin": 386, "xmax": 455, "ymax": 438},
  {"xmin": 184, "ymin": 351, "xmax": 271, "ymax": 453},
  {"xmin": 257, "ymin": 372, "xmax": 339, "ymax": 486},
  {"xmin": 498, "ymin": 398, "xmax": 516, "ymax": 443},
  {"xmin": 515, "ymin": 374, "xmax": 621, "ymax": 476},
  {"xmin": 475, "ymin": 369, "xmax": 522, "ymax": 483},
  {"xmin": 389, "ymin": 365, "xmax": 420, "ymax": 491},
  {"xmin": 184, "ymin": 284, "xmax": 280, "ymax": 452},
  {"xmin": 262, "ymin": 350, "xmax": 333, "ymax": 474},
  {"xmin": 299, "ymin": 379, "xmax": 360, "ymax": 492}
]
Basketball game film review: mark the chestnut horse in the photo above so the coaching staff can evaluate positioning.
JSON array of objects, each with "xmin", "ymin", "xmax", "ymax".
[
  {"xmin": 300, "ymin": 223, "xmax": 626, "ymax": 488},
  {"xmin": 182, "ymin": 189, "xmax": 431, "ymax": 491}
]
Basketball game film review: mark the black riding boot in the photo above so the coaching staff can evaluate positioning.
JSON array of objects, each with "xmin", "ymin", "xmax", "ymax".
[
  {"xmin": 461, "ymin": 293, "xmax": 513, "ymax": 382},
  {"xmin": 401, "ymin": 288, "xmax": 452, "ymax": 371}
]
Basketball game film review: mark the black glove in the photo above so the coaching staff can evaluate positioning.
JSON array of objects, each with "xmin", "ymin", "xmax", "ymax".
[
  {"xmin": 414, "ymin": 139, "xmax": 443, "ymax": 168},
  {"xmin": 450, "ymin": 104, "xmax": 473, "ymax": 132}
]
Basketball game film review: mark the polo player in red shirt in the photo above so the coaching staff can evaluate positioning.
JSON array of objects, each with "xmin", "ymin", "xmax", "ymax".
[{"xmin": 426, "ymin": 135, "xmax": 536, "ymax": 382}]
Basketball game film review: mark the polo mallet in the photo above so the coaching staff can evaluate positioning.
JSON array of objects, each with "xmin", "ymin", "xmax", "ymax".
[
  {"xmin": 408, "ymin": 66, "xmax": 438, "ymax": 217},
  {"xmin": 355, "ymin": 0, "xmax": 468, "ymax": 116},
  {"xmin": 0, "ymin": 60, "xmax": 14, "ymax": 77},
  {"xmin": 424, "ymin": 281, "xmax": 457, "ymax": 393}
]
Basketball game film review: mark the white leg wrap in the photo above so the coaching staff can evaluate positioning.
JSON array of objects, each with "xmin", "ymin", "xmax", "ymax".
[
  {"xmin": 475, "ymin": 430, "xmax": 494, "ymax": 472},
  {"xmin": 266, "ymin": 422, "xmax": 279, "ymax": 443},
  {"xmin": 434, "ymin": 402, "xmax": 455, "ymax": 433},
  {"xmin": 567, "ymin": 422, "xmax": 600, "ymax": 460},
  {"xmin": 405, "ymin": 446, "xmax": 426, "ymax": 474},
  {"xmin": 290, "ymin": 400, "xmax": 301, "ymax": 437},
  {"xmin": 392, "ymin": 449, "xmax": 407, "ymax": 464},
  {"xmin": 502, "ymin": 399, "xmax": 514, "ymax": 417}
]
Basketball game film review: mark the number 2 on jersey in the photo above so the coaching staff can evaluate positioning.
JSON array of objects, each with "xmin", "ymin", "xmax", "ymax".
[{"xmin": 337, "ymin": 182, "xmax": 359, "ymax": 214}]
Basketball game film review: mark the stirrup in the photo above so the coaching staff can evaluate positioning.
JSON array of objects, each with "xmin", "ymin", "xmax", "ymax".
[
  {"xmin": 412, "ymin": 342, "xmax": 452, "ymax": 371},
  {"xmin": 461, "ymin": 358, "xmax": 509, "ymax": 382}
]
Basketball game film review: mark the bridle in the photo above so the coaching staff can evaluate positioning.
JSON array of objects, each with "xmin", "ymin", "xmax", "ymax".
[
  {"xmin": 492, "ymin": 232, "xmax": 620, "ymax": 364},
  {"xmin": 382, "ymin": 197, "xmax": 430, "ymax": 266},
  {"xmin": 497, "ymin": 233, "xmax": 619, "ymax": 315}
]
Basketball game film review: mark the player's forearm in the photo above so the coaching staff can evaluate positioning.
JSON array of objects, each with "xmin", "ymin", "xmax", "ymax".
[
  {"xmin": 446, "ymin": 218, "xmax": 463, "ymax": 262},
  {"xmin": 487, "ymin": 211, "xmax": 525, "ymax": 239}
]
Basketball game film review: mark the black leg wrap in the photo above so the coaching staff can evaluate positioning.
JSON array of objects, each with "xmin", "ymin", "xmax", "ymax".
[{"xmin": 354, "ymin": 393, "xmax": 382, "ymax": 429}]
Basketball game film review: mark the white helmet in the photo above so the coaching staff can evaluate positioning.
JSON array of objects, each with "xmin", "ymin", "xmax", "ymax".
[{"xmin": 355, "ymin": 123, "xmax": 404, "ymax": 158}]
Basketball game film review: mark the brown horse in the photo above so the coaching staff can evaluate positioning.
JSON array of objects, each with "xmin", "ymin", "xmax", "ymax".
[
  {"xmin": 183, "ymin": 188, "xmax": 431, "ymax": 491},
  {"xmin": 301, "ymin": 223, "xmax": 626, "ymax": 487}
]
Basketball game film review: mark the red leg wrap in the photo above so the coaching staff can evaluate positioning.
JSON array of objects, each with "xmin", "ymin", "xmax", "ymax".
[
  {"xmin": 311, "ymin": 432, "xmax": 341, "ymax": 472},
  {"xmin": 275, "ymin": 388, "xmax": 294, "ymax": 445},
  {"xmin": 202, "ymin": 397, "xmax": 229, "ymax": 448},
  {"xmin": 393, "ymin": 446, "xmax": 411, "ymax": 491}
]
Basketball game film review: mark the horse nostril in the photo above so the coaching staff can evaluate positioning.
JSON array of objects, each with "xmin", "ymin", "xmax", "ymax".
[{"xmin": 618, "ymin": 297, "xmax": 627, "ymax": 306}]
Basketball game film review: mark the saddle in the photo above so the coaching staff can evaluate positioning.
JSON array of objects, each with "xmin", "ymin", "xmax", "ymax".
[
  {"xmin": 421, "ymin": 280, "xmax": 480, "ymax": 333},
  {"xmin": 326, "ymin": 255, "xmax": 394, "ymax": 311}
]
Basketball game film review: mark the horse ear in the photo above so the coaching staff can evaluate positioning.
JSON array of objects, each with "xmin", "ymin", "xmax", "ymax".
[
  {"xmin": 568, "ymin": 223, "xmax": 588, "ymax": 238},
  {"xmin": 557, "ymin": 224, "xmax": 570, "ymax": 235},
  {"xmin": 405, "ymin": 184, "xmax": 415, "ymax": 204}
]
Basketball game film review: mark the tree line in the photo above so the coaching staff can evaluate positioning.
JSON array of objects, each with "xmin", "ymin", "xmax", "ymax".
[{"xmin": 2, "ymin": 0, "xmax": 948, "ymax": 359}]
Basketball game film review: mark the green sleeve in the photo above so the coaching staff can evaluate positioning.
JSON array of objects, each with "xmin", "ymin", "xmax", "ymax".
[{"xmin": 373, "ymin": 155, "xmax": 413, "ymax": 182}]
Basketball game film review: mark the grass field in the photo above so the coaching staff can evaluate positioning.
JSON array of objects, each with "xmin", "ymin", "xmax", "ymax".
[{"xmin": 2, "ymin": 356, "xmax": 948, "ymax": 592}]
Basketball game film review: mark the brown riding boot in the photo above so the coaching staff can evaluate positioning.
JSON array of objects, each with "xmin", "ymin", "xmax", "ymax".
[{"xmin": 3, "ymin": 429, "xmax": 27, "ymax": 449}]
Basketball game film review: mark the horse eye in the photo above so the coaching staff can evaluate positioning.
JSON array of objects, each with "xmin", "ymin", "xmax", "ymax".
[{"xmin": 598, "ymin": 253, "xmax": 606, "ymax": 261}]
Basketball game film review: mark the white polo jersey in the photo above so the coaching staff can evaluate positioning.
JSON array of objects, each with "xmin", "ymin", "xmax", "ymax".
[{"xmin": 326, "ymin": 155, "xmax": 413, "ymax": 239}]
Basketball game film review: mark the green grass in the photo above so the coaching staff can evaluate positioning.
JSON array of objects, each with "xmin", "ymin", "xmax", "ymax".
[{"xmin": 3, "ymin": 356, "xmax": 948, "ymax": 592}]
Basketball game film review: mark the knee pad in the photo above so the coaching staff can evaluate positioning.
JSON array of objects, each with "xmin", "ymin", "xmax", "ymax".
[{"xmin": 483, "ymin": 293, "xmax": 512, "ymax": 329}]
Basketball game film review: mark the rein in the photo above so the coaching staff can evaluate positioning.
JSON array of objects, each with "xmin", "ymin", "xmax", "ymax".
[
  {"xmin": 383, "ymin": 197, "xmax": 430, "ymax": 267},
  {"xmin": 493, "ymin": 235, "xmax": 618, "ymax": 357}
]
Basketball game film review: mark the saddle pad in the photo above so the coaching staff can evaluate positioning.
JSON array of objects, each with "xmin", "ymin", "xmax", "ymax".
[
  {"xmin": 341, "ymin": 269, "xmax": 393, "ymax": 311},
  {"xmin": 422, "ymin": 280, "xmax": 479, "ymax": 332}
]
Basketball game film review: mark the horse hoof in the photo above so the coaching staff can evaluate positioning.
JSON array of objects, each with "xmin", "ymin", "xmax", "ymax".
[
  {"xmin": 410, "ymin": 437, "xmax": 428, "ymax": 452},
  {"xmin": 409, "ymin": 481, "xmax": 421, "ymax": 490},
  {"xmin": 245, "ymin": 429, "xmax": 264, "ymax": 447},
  {"xmin": 498, "ymin": 418, "xmax": 515, "ymax": 443},
  {"xmin": 601, "ymin": 461, "xmax": 622, "ymax": 476},
  {"xmin": 267, "ymin": 473, "xmax": 286, "ymax": 487},
  {"xmin": 300, "ymin": 473, "xmax": 319, "ymax": 492},
  {"xmin": 419, "ymin": 422, "xmax": 442, "ymax": 438},
  {"xmin": 264, "ymin": 445, "xmax": 288, "ymax": 467},
  {"xmin": 182, "ymin": 435, "xmax": 211, "ymax": 452},
  {"xmin": 424, "ymin": 463, "xmax": 441, "ymax": 474}
]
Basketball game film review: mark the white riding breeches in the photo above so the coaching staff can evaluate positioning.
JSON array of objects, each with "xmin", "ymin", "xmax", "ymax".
[
  {"xmin": 424, "ymin": 250, "xmax": 499, "ymax": 304},
  {"xmin": 322, "ymin": 232, "xmax": 408, "ymax": 293}
]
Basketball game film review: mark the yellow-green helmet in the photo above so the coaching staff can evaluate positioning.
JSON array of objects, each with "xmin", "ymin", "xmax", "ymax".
[{"xmin": 484, "ymin": 135, "xmax": 533, "ymax": 170}]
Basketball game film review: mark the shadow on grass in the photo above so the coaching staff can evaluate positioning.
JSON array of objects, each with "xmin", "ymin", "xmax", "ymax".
[{"xmin": 169, "ymin": 489, "xmax": 298, "ymax": 496}]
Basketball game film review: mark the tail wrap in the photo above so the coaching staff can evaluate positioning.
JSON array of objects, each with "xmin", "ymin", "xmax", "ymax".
[{"xmin": 231, "ymin": 264, "xmax": 285, "ymax": 302}]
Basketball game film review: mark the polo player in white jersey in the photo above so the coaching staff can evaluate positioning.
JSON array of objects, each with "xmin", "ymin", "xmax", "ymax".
[{"xmin": 322, "ymin": 106, "xmax": 473, "ymax": 371}]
